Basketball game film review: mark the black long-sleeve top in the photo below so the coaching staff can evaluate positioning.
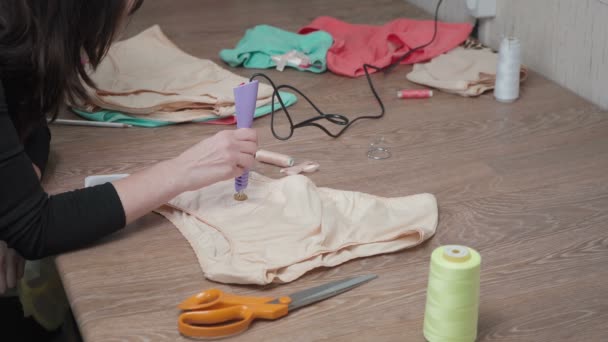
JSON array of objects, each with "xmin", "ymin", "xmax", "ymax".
[{"xmin": 0, "ymin": 77, "xmax": 126, "ymax": 260}]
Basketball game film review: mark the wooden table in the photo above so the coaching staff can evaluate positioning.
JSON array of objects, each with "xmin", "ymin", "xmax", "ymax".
[{"xmin": 46, "ymin": 0, "xmax": 608, "ymax": 341}]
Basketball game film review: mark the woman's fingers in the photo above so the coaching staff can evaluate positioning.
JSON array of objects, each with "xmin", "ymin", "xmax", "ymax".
[
  {"xmin": 5, "ymin": 249, "xmax": 16, "ymax": 289},
  {"xmin": 234, "ymin": 128, "xmax": 258, "ymax": 142},
  {"xmin": 238, "ymin": 141, "xmax": 258, "ymax": 156},
  {"xmin": 0, "ymin": 242, "xmax": 26, "ymax": 293},
  {"xmin": 237, "ymin": 153, "xmax": 255, "ymax": 170},
  {"xmin": 17, "ymin": 256, "xmax": 25, "ymax": 280}
]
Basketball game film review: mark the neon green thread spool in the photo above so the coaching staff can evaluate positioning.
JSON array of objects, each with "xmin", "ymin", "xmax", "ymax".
[{"xmin": 423, "ymin": 245, "xmax": 481, "ymax": 342}]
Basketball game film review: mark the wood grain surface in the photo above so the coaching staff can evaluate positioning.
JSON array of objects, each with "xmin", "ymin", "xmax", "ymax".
[{"xmin": 46, "ymin": 0, "xmax": 608, "ymax": 341}]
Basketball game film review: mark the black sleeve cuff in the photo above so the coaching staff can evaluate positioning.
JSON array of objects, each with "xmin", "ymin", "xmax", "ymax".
[{"xmin": 39, "ymin": 182, "xmax": 127, "ymax": 258}]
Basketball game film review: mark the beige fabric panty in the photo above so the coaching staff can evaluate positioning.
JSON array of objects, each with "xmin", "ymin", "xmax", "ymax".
[
  {"xmin": 155, "ymin": 173, "xmax": 438, "ymax": 285},
  {"xmin": 74, "ymin": 25, "xmax": 275, "ymax": 122},
  {"xmin": 406, "ymin": 46, "xmax": 528, "ymax": 97}
]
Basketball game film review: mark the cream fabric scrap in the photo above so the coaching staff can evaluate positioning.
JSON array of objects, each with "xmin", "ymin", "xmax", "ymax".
[
  {"xmin": 406, "ymin": 46, "xmax": 528, "ymax": 97},
  {"xmin": 75, "ymin": 25, "xmax": 275, "ymax": 122},
  {"xmin": 155, "ymin": 172, "xmax": 438, "ymax": 285}
]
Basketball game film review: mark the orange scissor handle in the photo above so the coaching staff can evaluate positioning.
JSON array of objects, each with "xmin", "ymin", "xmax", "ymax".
[
  {"xmin": 177, "ymin": 289, "xmax": 291, "ymax": 338},
  {"xmin": 178, "ymin": 302, "xmax": 289, "ymax": 338},
  {"xmin": 178, "ymin": 289, "xmax": 274, "ymax": 311},
  {"xmin": 178, "ymin": 305, "xmax": 254, "ymax": 338}
]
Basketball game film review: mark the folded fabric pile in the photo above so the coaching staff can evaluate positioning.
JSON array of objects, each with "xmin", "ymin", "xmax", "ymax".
[
  {"xmin": 406, "ymin": 46, "xmax": 529, "ymax": 96},
  {"xmin": 298, "ymin": 16, "xmax": 473, "ymax": 77},
  {"xmin": 220, "ymin": 17, "xmax": 472, "ymax": 78},
  {"xmin": 71, "ymin": 25, "xmax": 296, "ymax": 127},
  {"xmin": 220, "ymin": 25, "xmax": 333, "ymax": 73}
]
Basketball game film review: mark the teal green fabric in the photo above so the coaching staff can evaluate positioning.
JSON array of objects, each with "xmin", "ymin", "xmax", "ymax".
[
  {"xmin": 220, "ymin": 25, "xmax": 333, "ymax": 73},
  {"xmin": 72, "ymin": 91, "xmax": 297, "ymax": 128}
]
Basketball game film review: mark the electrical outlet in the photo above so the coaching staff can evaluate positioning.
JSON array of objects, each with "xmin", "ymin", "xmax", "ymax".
[{"xmin": 466, "ymin": 0, "xmax": 496, "ymax": 18}]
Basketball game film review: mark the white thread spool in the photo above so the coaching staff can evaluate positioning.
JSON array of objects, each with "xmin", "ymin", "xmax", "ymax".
[
  {"xmin": 255, "ymin": 149, "xmax": 295, "ymax": 168},
  {"xmin": 494, "ymin": 37, "xmax": 522, "ymax": 103}
]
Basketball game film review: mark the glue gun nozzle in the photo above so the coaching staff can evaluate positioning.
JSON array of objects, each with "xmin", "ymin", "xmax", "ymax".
[{"xmin": 234, "ymin": 192, "xmax": 248, "ymax": 201}]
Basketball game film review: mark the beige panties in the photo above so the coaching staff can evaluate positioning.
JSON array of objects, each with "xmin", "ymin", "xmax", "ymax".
[{"xmin": 155, "ymin": 173, "xmax": 438, "ymax": 285}]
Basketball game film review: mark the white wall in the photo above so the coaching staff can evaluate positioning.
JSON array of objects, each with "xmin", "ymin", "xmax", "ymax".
[
  {"xmin": 405, "ymin": 0, "xmax": 473, "ymax": 23},
  {"xmin": 405, "ymin": 0, "xmax": 608, "ymax": 109}
]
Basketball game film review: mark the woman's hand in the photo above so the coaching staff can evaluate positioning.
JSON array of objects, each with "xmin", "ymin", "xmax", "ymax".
[
  {"xmin": 112, "ymin": 128, "xmax": 258, "ymax": 225},
  {"xmin": 172, "ymin": 129, "xmax": 258, "ymax": 192},
  {"xmin": 0, "ymin": 241, "xmax": 25, "ymax": 294}
]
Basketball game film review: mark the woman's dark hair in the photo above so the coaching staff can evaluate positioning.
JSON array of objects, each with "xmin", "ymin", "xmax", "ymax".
[{"xmin": 0, "ymin": 0, "xmax": 144, "ymax": 136}]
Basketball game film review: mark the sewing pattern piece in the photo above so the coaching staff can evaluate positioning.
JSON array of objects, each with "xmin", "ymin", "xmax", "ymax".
[
  {"xmin": 220, "ymin": 25, "xmax": 333, "ymax": 73},
  {"xmin": 155, "ymin": 173, "xmax": 438, "ymax": 285},
  {"xmin": 299, "ymin": 16, "xmax": 473, "ymax": 77}
]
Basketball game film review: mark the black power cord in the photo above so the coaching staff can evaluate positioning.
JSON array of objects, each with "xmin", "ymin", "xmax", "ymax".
[{"xmin": 250, "ymin": 0, "xmax": 444, "ymax": 140}]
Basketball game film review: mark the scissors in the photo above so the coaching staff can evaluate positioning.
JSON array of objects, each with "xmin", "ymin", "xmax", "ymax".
[{"xmin": 177, "ymin": 274, "xmax": 377, "ymax": 338}]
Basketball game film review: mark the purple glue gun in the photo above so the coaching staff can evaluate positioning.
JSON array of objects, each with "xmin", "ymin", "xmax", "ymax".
[{"xmin": 233, "ymin": 80, "xmax": 258, "ymax": 201}]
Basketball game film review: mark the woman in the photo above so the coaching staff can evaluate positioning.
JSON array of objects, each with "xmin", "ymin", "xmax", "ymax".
[{"xmin": 0, "ymin": 0, "xmax": 257, "ymax": 292}]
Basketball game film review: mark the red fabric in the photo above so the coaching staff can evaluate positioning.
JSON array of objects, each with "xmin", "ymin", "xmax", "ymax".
[
  {"xmin": 299, "ymin": 17, "xmax": 473, "ymax": 77},
  {"xmin": 204, "ymin": 116, "xmax": 236, "ymax": 125}
]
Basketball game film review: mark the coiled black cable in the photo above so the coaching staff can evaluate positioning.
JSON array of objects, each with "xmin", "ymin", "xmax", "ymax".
[{"xmin": 249, "ymin": 0, "xmax": 444, "ymax": 140}]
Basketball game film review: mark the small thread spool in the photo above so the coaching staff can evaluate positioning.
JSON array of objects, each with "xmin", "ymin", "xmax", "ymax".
[
  {"xmin": 494, "ymin": 37, "xmax": 522, "ymax": 103},
  {"xmin": 423, "ymin": 245, "xmax": 481, "ymax": 342},
  {"xmin": 397, "ymin": 89, "xmax": 433, "ymax": 99},
  {"xmin": 255, "ymin": 149, "xmax": 295, "ymax": 168}
]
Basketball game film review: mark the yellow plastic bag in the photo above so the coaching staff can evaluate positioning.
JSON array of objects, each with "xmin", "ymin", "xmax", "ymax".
[{"xmin": 18, "ymin": 258, "xmax": 69, "ymax": 331}]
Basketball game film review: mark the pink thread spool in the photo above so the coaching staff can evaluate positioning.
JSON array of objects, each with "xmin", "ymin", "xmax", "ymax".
[{"xmin": 397, "ymin": 89, "xmax": 433, "ymax": 99}]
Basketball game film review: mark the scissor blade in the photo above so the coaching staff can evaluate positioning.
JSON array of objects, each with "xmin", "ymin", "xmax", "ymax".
[{"xmin": 277, "ymin": 274, "xmax": 377, "ymax": 311}]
